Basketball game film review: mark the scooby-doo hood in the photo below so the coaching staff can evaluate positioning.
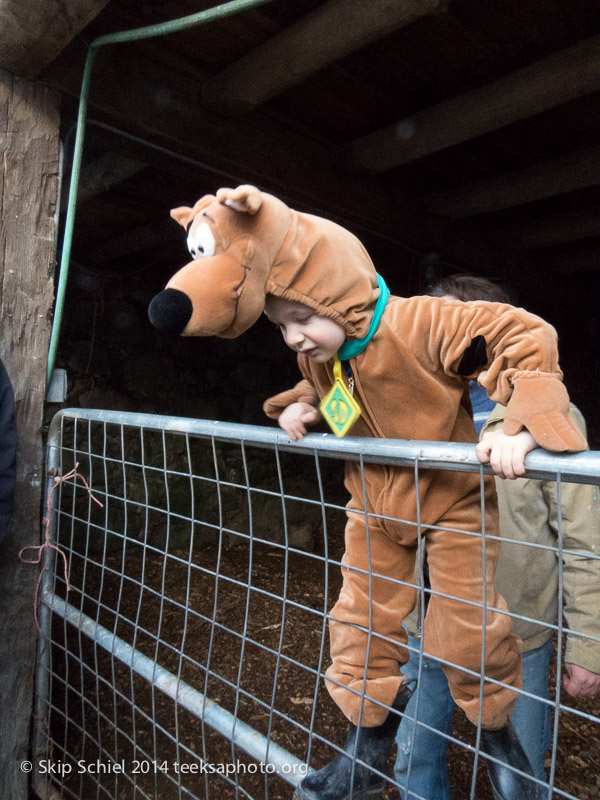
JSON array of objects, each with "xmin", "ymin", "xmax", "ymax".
[{"xmin": 148, "ymin": 185, "xmax": 380, "ymax": 340}]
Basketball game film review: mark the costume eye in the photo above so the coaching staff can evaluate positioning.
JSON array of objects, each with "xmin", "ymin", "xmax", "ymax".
[{"xmin": 187, "ymin": 222, "xmax": 216, "ymax": 259}]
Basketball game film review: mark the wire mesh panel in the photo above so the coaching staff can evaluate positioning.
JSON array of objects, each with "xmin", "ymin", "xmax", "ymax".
[{"xmin": 32, "ymin": 409, "xmax": 600, "ymax": 800}]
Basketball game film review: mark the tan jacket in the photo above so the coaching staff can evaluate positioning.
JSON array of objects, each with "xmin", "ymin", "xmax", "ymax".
[
  {"xmin": 487, "ymin": 403, "xmax": 600, "ymax": 671},
  {"xmin": 407, "ymin": 404, "xmax": 600, "ymax": 672}
]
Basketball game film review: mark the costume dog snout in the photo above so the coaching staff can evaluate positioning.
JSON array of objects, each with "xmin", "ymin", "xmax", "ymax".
[{"xmin": 148, "ymin": 288, "xmax": 193, "ymax": 334}]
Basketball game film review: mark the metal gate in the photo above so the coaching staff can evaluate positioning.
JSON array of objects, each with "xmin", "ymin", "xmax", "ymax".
[{"xmin": 31, "ymin": 408, "xmax": 600, "ymax": 800}]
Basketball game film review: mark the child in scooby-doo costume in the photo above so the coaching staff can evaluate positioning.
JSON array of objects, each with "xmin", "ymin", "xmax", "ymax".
[{"xmin": 148, "ymin": 185, "xmax": 587, "ymax": 800}]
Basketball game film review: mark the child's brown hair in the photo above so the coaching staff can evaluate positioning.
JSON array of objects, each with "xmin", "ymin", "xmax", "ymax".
[{"xmin": 430, "ymin": 274, "xmax": 514, "ymax": 305}]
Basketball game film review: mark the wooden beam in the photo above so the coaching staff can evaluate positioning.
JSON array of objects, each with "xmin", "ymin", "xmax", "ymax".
[
  {"xmin": 0, "ymin": 69, "xmax": 58, "ymax": 800},
  {"xmin": 346, "ymin": 33, "xmax": 600, "ymax": 171},
  {"xmin": 41, "ymin": 40, "xmax": 531, "ymax": 282},
  {"xmin": 490, "ymin": 206, "xmax": 600, "ymax": 250},
  {"xmin": 201, "ymin": 0, "xmax": 448, "ymax": 115},
  {"xmin": 60, "ymin": 152, "xmax": 146, "ymax": 211},
  {"xmin": 0, "ymin": 0, "xmax": 110, "ymax": 78},
  {"xmin": 425, "ymin": 144, "xmax": 600, "ymax": 218}
]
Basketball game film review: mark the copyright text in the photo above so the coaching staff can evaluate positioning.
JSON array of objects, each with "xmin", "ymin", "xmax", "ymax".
[{"xmin": 24, "ymin": 758, "xmax": 308, "ymax": 778}]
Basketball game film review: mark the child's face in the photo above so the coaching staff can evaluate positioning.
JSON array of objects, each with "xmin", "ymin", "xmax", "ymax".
[{"xmin": 264, "ymin": 296, "xmax": 346, "ymax": 363}]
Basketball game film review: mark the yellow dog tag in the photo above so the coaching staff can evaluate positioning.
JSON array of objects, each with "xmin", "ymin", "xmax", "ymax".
[{"xmin": 320, "ymin": 356, "xmax": 361, "ymax": 437}]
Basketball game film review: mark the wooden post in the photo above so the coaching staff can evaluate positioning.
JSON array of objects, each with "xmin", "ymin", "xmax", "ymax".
[{"xmin": 0, "ymin": 68, "xmax": 59, "ymax": 800}]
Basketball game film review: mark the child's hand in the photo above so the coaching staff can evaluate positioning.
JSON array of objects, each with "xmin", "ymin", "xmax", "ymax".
[
  {"xmin": 278, "ymin": 403, "xmax": 321, "ymax": 440},
  {"xmin": 475, "ymin": 429, "xmax": 538, "ymax": 480}
]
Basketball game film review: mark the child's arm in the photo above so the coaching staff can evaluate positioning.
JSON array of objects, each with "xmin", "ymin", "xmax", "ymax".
[
  {"xmin": 415, "ymin": 297, "xmax": 587, "ymax": 453},
  {"xmin": 263, "ymin": 378, "xmax": 321, "ymax": 439},
  {"xmin": 278, "ymin": 403, "xmax": 321, "ymax": 440},
  {"xmin": 498, "ymin": 371, "xmax": 587, "ymax": 453},
  {"xmin": 475, "ymin": 428, "xmax": 537, "ymax": 479},
  {"xmin": 263, "ymin": 378, "xmax": 319, "ymax": 417}
]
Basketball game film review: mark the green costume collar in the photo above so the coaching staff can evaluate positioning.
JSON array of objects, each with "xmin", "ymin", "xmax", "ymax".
[{"xmin": 337, "ymin": 273, "xmax": 390, "ymax": 361}]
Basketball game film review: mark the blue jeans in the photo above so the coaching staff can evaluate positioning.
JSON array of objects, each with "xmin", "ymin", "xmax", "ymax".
[{"xmin": 394, "ymin": 635, "xmax": 554, "ymax": 800}]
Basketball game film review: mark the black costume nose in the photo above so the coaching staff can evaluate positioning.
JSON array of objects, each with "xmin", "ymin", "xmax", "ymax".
[{"xmin": 148, "ymin": 288, "xmax": 193, "ymax": 334}]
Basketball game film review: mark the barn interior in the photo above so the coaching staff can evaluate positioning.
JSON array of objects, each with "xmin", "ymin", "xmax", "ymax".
[
  {"xmin": 4, "ymin": 5, "xmax": 600, "ymax": 799},
  {"xmin": 6, "ymin": 0, "xmax": 600, "ymax": 443}
]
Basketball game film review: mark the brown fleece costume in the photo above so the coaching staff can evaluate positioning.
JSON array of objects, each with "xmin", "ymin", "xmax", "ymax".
[{"xmin": 149, "ymin": 185, "xmax": 586, "ymax": 731}]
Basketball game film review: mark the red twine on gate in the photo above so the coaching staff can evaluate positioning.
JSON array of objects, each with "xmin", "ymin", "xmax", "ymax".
[{"xmin": 19, "ymin": 463, "xmax": 104, "ymax": 632}]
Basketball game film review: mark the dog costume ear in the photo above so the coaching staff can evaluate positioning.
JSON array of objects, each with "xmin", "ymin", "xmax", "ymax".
[
  {"xmin": 170, "ymin": 206, "xmax": 192, "ymax": 228},
  {"xmin": 170, "ymin": 195, "xmax": 217, "ymax": 229},
  {"xmin": 216, "ymin": 185, "xmax": 263, "ymax": 215}
]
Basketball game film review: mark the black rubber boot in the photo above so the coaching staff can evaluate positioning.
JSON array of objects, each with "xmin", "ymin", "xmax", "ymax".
[
  {"xmin": 293, "ymin": 680, "xmax": 416, "ymax": 800},
  {"xmin": 481, "ymin": 722, "xmax": 543, "ymax": 800}
]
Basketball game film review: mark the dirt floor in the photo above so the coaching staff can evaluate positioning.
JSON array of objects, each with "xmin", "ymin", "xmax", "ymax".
[{"xmin": 43, "ymin": 535, "xmax": 600, "ymax": 800}]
